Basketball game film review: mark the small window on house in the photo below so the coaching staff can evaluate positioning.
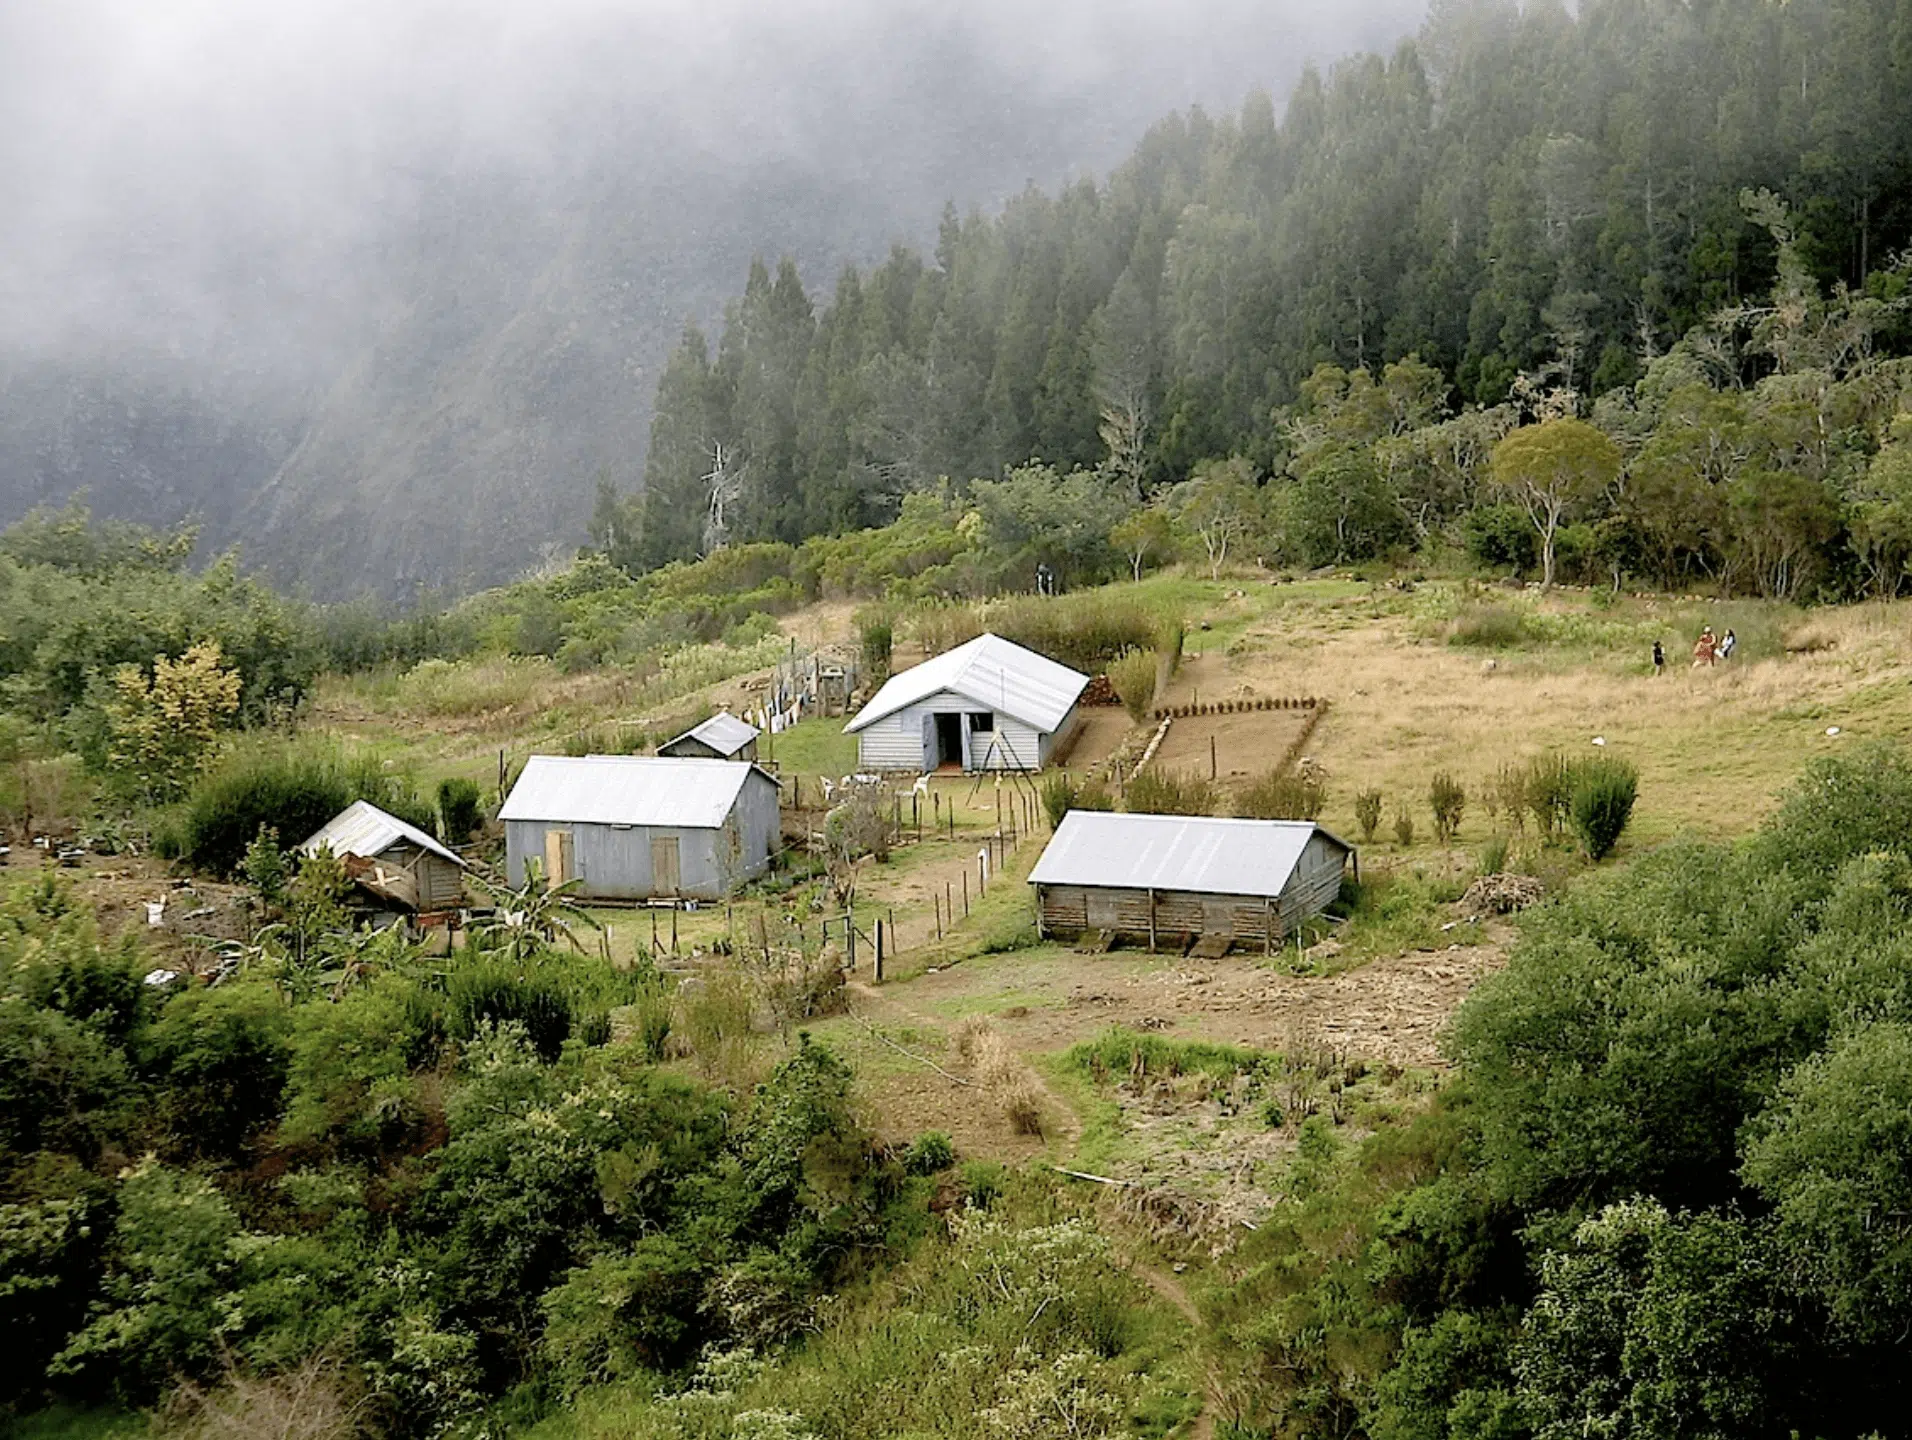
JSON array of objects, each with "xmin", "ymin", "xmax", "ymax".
[{"xmin": 969, "ymin": 712, "xmax": 994, "ymax": 733}]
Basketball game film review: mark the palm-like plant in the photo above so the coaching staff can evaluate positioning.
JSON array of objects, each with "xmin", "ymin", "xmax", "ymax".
[{"xmin": 468, "ymin": 859, "xmax": 601, "ymax": 963}]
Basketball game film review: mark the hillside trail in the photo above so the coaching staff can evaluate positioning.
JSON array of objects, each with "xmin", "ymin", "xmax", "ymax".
[{"xmin": 845, "ymin": 978, "xmax": 1217, "ymax": 1438}]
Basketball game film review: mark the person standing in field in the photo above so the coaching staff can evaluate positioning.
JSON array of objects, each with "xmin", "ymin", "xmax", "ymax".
[
  {"xmin": 1693, "ymin": 627, "xmax": 1717, "ymax": 666},
  {"xmin": 1652, "ymin": 639, "xmax": 1665, "ymax": 675},
  {"xmin": 1719, "ymin": 629, "xmax": 1737, "ymax": 661}
]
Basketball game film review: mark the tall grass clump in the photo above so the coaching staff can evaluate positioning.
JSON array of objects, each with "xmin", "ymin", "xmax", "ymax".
[
  {"xmin": 1153, "ymin": 616, "xmax": 1186, "ymax": 680},
  {"xmin": 1123, "ymin": 768, "xmax": 1215, "ymax": 816},
  {"xmin": 1237, "ymin": 766, "xmax": 1327, "ymax": 821},
  {"xmin": 990, "ymin": 591, "xmax": 1167, "ymax": 672},
  {"xmin": 1449, "ymin": 604, "xmax": 1530, "ymax": 648},
  {"xmin": 1108, "ymin": 648, "xmax": 1157, "ymax": 723},
  {"xmin": 1429, "ymin": 772, "xmax": 1466, "ymax": 843},
  {"xmin": 394, "ymin": 655, "xmax": 554, "ymax": 717},
  {"xmin": 1569, "ymin": 756, "xmax": 1639, "ymax": 860},
  {"xmin": 175, "ymin": 738, "xmax": 429, "ymax": 875}
]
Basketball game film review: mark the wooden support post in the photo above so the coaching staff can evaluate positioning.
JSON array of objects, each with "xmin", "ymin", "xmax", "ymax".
[
  {"xmin": 1148, "ymin": 888, "xmax": 1157, "ymax": 953},
  {"xmin": 935, "ymin": 892, "xmax": 943, "ymax": 940},
  {"xmin": 846, "ymin": 915, "xmax": 855, "ymax": 970},
  {"xmin": 671, "ymin": 907, "xmax": 678, "ymax": 956},
  {"xmin": 888, "ymin": 908, "xmax": 897, "ymax": 955},
  {"xmin": 945, "ymin": 881, "xmax": 952, "ymax": 928},
  {"xmin": 651, "ymin": 910, "xmax": 658, "ymax": 952},
  {"xmin": 962, "ymin": 871, "xmax": 969, "ymax": 917},
  {"xmin": 875, "ymin": 920, "xmax": 884, "ymax": 982},
  {"xmin": 1211, "ymin": 735, "xmax": 1217, "ymax": 780},
  {"xmin": 1265, "ymin": 898, "xmax": 1274, "ymax": 958}
]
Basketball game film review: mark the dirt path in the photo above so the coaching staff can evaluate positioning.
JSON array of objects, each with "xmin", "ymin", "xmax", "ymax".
[
  {"xmin": 844, "ymin": 979, "xmax": 1083, "ymax": 1148},
  {"xmin": 1128, "ymin": 1254, "xmax": 1216, "ymax": 1440}
]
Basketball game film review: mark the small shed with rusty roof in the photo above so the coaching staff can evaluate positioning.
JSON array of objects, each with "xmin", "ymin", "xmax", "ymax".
[
  {"xmin": 300, "ymin": 800, "xmax": 468, "ymax": 914},
  {"xmin": 1027, "ymin": 812, "xmax": 1352, "ymax": 952},
  {"xmin": 658, "ymin": 711, "xmax": 760, "ymax": 762},
  {"xmin": 500, "ymin": 755, "xmax": 780, "ymax": 901}
]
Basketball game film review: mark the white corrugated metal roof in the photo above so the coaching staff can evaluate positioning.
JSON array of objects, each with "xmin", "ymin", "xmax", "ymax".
[
  {"xmin": 300, "ymin": 800, "xmax": 465, "ymax": 868},
  {"xmin": 665, "ymin": 711, "xmax": 759, "ymax": 757},
  {"xmin": 1027, "ymin": 812, "xmax": 1350, "ymax": 899},
  {"xmin": 499, "ymin": 755, "xmax": 772, "ymax": 829},
  {"xmin": 844, "ymin": 633, "xmax": 1089, "ymax": 735}
]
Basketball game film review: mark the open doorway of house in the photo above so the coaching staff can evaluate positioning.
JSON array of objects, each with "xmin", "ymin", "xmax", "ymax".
[{"xmin": 933, "ymin": 712, "xmax": 964, "ymax": 769}]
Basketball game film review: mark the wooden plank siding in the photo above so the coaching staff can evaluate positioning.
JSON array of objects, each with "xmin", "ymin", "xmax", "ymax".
[{"xmin": 1036, "ymin": 834, "xmax": 1348, "ymax": 949}]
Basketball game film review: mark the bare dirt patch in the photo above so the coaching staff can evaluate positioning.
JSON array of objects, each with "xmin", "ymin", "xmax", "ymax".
[
  {"xmin": 1147, "ymin": 708, "xmax": 1315, "ymax": 781},
  {"xmin": 1058, "ymin": 705, "xmax": 1133, "ymax": 771}
]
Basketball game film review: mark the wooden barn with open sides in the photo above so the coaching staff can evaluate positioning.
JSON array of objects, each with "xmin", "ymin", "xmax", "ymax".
[
  {"xmin": 500, "ymin": 755, "xmax": 780, "ymax": 901},
  {"xmin": 300, "ymin": 800, "xmax": 468, "ymax": 914},
  {"xmin": 844, "ymin": 632, "xmax": 1088, "ymax": 772},
  {"xmin": 1027, "ymin": 812, "xmax": 1353, "ymax": 953}
]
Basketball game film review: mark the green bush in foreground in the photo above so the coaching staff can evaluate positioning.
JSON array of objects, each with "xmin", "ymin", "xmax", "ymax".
[
  {"xmin": 1569, "ymin": 755, "xmax": 1638, "ymax": 860},
  {"xmin": 172, "ymin": 739, "xmax": 430, "ymax": 875}
]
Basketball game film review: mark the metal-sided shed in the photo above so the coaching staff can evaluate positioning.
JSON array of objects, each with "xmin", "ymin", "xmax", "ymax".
[
  {"xmin": 499, "ymin": 755, "xmax": 781, "ymax": 901},
  {"xmin": 1027, "ymin": 812, "xmax": 1353, "ymax": 951},
  {"xmin": 300, "ymin": 800, "xmax": 467, "ymax": 913},
  {"xmin": 844, "ymin": 632, "xmax": 1088, "ymax": 772},
  {"xmin": 658, "ymin": 711, "xmax": 760, "ymax": 762}
]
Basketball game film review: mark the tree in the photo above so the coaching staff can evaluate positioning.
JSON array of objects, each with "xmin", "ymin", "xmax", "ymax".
[
  {"xmin": 1169, "ymin": 457, "xmax": 1258, "ymax": 579},
  {"xmin": 1489, "ymin": 419, "xmax": 1621, "ymax": 588},
  {"xmin": 103, "ymin": 641, "xmax": 243, "ymax": 805},
  {"xmin": 1110, "ymin": 505, "xmax": 1174, "ymax": 581},
  {"xmin": 1848, "ymin": 419, "xmax": 1912, "ymax": 598}
]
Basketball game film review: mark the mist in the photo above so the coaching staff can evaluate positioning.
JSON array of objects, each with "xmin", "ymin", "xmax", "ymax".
[{"xmin": 0, "ymin": 0, "xmax": 1429, "ymax": 593}]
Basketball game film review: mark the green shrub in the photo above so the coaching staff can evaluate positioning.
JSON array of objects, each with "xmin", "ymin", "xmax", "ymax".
[
  {"xmin": 242, "ymin": 825, "xmax": 288, "ymax": 905},
  {"xmin": 1108, "ymin": 648, "xmax": 1158, "ymax": 723},
  {"xmin": 1122, "ymin": 768, "xmax": 1214, "ymax": 816},
  {"xmin": 1450, "ymin": 604, "xmax": 1530, "ymax": 648},
  {"xmin": 1521, "ymin": 754, "xmax": 1576, "ymax": 837},
  {"xmin": 959, "ymin": 1160, "xmax": 1006, "ymax": 1209},
  {"xmin": 1039, "ymin": 773, "xmax": 1079, "ymax": 829},
  {"xmin": 1237, "ymin": 768, "xmax": 1327, "ymax": 821},
  {"xmin": 448, "ymin": 966, "xmax": 573, "ymax": 1063},
  {"xmin": 1393, "ymin": 810, "xmax": 1416, "ymax": 847},
  {"xmin": 903, "ymin": 1131, "xmax": 956, "ymax": 1175},
  {"xmin": 1569, "ymin": 756, "xmax": 1638, "ymax": 861},
  {"xmin": 1479, "ymin": 833, "xmax": 1511, "ymax": 875},
  {"xmin": 1154, "ymin": 617, "xmax": 1186, "ymax": 677},
  {"xmin": 855, "ymin": 606, "xmax": 895, "ymax": 683},
  {"xmin": 1430, "ymin": 772, "xmax": 1466, "ymax": 843},
  {"xmin": 1355, "ymin": 789, "xmax": 1384, "ymax": 842},
  {"xmin": 176, "ymin": 739, "xmax": 430, "ymax": 875},
  {"xmin": 1073, "ymin": 777, "xmax": 1115, "ymax": 812},
  {"xmin": 436, "ymin": 777, "xmax": 484, "ymax": 844}
]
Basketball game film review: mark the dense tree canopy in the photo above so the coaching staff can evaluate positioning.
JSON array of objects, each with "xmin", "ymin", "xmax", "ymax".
[{"xmin": 614, "ymin": 0, "xmax": 1912, "ymax": 584}]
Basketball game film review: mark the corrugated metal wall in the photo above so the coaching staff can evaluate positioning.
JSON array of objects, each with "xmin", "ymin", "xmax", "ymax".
[
  {"xmin": 503, "ymin": 772, "xmax": 780, "ymax": 900},
  {"xmin": 855, "ymin": 690, "xmax": 1060, "ymax": 772}
]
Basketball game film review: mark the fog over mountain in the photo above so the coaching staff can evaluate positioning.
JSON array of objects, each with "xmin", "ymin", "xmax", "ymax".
[{"xmin": 0, "ymin": 0, "xmax": 1427, "ymax": 598}]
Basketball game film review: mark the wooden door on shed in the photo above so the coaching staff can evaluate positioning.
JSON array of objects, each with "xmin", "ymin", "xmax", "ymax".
[
  {"xmin": 543, "ymin": 829, "xmax": 574, "ymax": 888},
  {"xmin": 650, "ymin": 835, "xmax": 681, "ymax": 896}
]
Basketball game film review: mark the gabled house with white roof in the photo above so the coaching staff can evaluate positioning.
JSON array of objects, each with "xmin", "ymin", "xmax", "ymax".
[
  {"xmin": 499, "ymin": 756, "xmax": 780, "ymax": 901},
  {"xmin": 843, "ymin": 632, "xmax": 1089, "ymax": 772}
]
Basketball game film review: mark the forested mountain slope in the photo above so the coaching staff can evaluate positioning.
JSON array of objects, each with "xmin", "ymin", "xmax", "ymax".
[{"xmin": 626, "ymin": 0, "xmax": 1912, "ymax": 566}]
